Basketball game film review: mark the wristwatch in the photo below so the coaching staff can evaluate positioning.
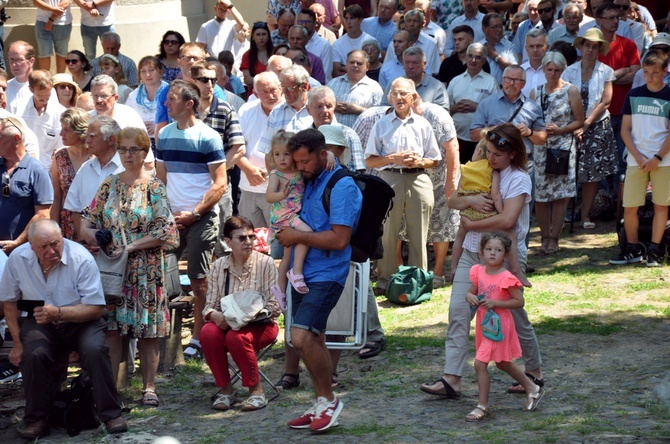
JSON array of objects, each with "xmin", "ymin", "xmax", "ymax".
[
  {"xmin": 192, "ymin": 209, "xmax": 201, "ymax": 221},
  {"xmin": 494, "ymin": 55, "xmax": 501, "ymax": 63},
  {"xmin": 228, "ymin": 3, "xmax": 235, "ymax": 8}
]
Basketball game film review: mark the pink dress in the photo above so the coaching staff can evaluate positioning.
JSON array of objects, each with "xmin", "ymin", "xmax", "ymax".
[
  {"xmin": 268, "ymin": 170, "xmax": 305, "ymax": 241},
  {"xmin": 470, "ymin": 264, "xmax": 523, "ymax": 363},
  {"xmin": 53, "ymin": 148, "xmax": 91, "ymax": 240}
]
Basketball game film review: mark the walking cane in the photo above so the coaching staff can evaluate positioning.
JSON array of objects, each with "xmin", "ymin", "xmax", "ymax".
[{"xmin": 569, "ymin": 138, "xmax": 580, "ymax": 234}]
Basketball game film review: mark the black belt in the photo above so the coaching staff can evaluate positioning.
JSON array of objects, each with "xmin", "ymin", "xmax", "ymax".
[{"xmin": 386, "ymin": 167, "xmax": 425, "ymax": 174}]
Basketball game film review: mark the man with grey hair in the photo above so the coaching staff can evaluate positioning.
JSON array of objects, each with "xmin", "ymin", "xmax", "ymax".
[
  {"xmin": 1, "ymin": 219, "xmax": 128, "ymax": 439},
  {"xmin": 361, "ymin": 0, "xmax": 397, "ymax": 56},
  {"xmin": 309, "ymin": 3, "xmax": 336, "ymax": 44},
  {"xmin": 385, "ymin": 9, "xmax": 441, "ymax": 75},
  {"xmin": 89, "ymin": 32, "xmax": 138, "ymax": 87},
  {"xmin": 0, "ymin": 117, "xmax": 52, "ymax": 255},
  {"xmin": 415, "ymin": 0, "xmax": 447, "ymax": 57},
  {"xmin": 259, "ymin": 64, "xmax": 314, "ymax": 155},
  {"xmin": 447, "ymin": 42, "xmax": 499, "ymax": 164},
  {"xmin": 288, "ymin": 25, "xmax": 326, "ymax": 84},
  {"xmin": 326, "ymin": 49, "xmax": 383, "ymax": 128},
  {"xmin": 383, "ymin": 47, "xmax": 449, "ymax": 111},
  {"xmin": 548, "ymin": 3, "xmax": 582, "ymax": 47},
  {"xmin": 237, "ymin": 71, "xmax": 283, "ymax": 229},
  {"xmin": 366, "ymin": 77, "xmax": 441, "ymax": 295},
  {"xmin": 65, "ymin": 115, "xmax": 123, "ymax": 242},
  {"xmin": 481, "ymin": 12, "xmax": 518, "ymax": 84},
  {"xmin": 521, "ymin": 28, "xmax": 548, "ymax": 96}
]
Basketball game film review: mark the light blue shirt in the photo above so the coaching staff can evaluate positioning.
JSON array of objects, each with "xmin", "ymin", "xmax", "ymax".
[
  {"xmin": 0, "ymin": 239, "xmax": 105, "ymax": 306},
  {"xmin": 361, "ymin": 17, "xmax": 396, "ymax": 52}
]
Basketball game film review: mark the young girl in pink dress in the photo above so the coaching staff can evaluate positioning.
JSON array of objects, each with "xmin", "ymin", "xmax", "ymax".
[
  {"xmin": 464, "ymin": 232, "xmax": 544, "ymax": 421},
  {"xmin": 266, "ymin": 131, "xmax": 334, "ymax": 306}
]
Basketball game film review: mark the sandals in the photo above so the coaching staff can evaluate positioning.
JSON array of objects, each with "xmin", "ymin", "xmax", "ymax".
[
  {"xmin": 545, "ymin": 237, "xmax": 559, "ymax": 255},
  {"xmin": 524, "ymin": 385, "xmax": 545, "ymax": 411},
  {"xmin": 358, "ymin": 337, "xmax": 387, "ymax": 359},
  {"xmin": 287, "ymin": 269, "xmax": 309, "ymax": 294},
  {"xmin": 419, "ymin": 378, "xmax": 461, "ymax": 399},
  {"xmin": 508, "ymin": 373, "xmax": 545, "ymax": 394},
  {"xmin": 183, "ymin": 342, "xmax": 203, "ymax": 361},
  {"xmin": 582, "ymin": 221, "xmax": 596, "ymax": 229},
  {"xmin": 241, "ymin": 393, "xmax": 267, "ymax": 411},
  {"xmin": 275, "ymin": 372, "xmax": 300, "ymax": 390},
  {"xmin": 465, "ymin": 404, "xmax": 489, "ymax": 421},
  {"xmin": 270, "ymin": 284, "xmax": 287, "ymax": 311},
  {"xmin": 142, "ymin": 389, "xmax": 159, "ymax": 407},
  {"xmin": 212, "ymin": 393, "xmax": 235, "ymax": 411},
  {"xmin": 332, "ymin": 372, "xmax": 340, "ymax": 388},
  {"xmin": 433, "ymin": 275, "xmax": 447, "ymax": 288}
]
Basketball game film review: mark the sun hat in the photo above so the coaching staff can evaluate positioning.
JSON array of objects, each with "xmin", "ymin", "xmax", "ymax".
[
  {"xmin": 318, "ymin": 124, "xmax": 351, "ymax": 167},
  {"xmin": 52, "ymin": 73, "xmax": 81, "ymax": 94},
  {"xmin": 650, "ymin": 32, "xmax": 670, "ymax": 48},
  {"xmin": 573, "ymin": 28, "xmax": 610, "ymax": 55}
]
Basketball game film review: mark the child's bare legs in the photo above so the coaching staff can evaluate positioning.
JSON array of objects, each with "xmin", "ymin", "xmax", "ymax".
[
  {"xmin": 474, "ymin": 359, "xmax": 490, "ymax": 408},
  {"xmin": 496, "ymin": 360, "xmax": 543, "ymax": 410},
  {"xmin": 278, "ymin": 247, "xmax": 291, "ymax": 292},
  {"xmin": 504, "ymin": 229, "xmax": 531, "ymax": 288},
  {"xmin": 450, "ymin": 228, "xmax": 466, "ymax": 283},
  {"xmin": 287, "ymin": 220, "xmax": 312, "ymax": 294}
]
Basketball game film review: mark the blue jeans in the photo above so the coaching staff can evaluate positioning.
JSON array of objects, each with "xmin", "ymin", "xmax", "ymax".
[{"xmin": 80, "ymin": 24, "xmax": 114, "ymax": 60}]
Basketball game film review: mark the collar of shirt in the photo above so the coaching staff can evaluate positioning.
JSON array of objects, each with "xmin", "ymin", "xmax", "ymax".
[
  {"xmin": 498, "ymin": 91, "xmax": 525, "ymax": 105},
  {"xmin": 390, "ymin": 109, "xmax": 416, "ymax": 124},
  {"xmin": 92, "ymin": 152, "xmax": 122, "ymax": 173}
]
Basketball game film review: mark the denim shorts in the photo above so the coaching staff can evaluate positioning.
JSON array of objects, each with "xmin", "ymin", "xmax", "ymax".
[
  {"xmin": 291, "ymin": 281, "xmax": 344, "ymax": 334},
  {"xmin": 34, "ymin": 21, "xmax": 72, "ymax": 58}
]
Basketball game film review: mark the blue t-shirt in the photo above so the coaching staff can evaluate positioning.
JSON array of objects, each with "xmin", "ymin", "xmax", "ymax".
[
  {"xmin": 298, "ymin": 164, "xmax": 362, "ymax": 286},
  {"xmin": 0, "ymin": 154, "xmax": 54, "ymax": 240}
]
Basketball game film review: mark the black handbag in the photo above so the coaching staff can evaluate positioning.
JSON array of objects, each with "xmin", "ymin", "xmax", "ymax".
[
  {"xmin": 545, "ymin": 148, "xmax": 570, "ymax": 175},
  {"xmin": 164, "ymin": 252, "xmax": 181, "ymax": 297}
]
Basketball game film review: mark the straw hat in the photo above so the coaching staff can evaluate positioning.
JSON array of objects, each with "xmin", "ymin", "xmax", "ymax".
[
  {"xmin": 52, "ymin": 73, "xmax": 81, "ymax": 94},
  {"xmin": 573, "ymin": 28, "xmax": 610, "ymax": 55}
]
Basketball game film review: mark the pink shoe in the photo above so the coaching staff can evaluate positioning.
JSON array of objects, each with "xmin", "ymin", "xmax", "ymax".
[
  {"xmin": 270, "ymin": 284, "xmax": 287, "ymax": 311},
  {"xmin": 287, "ymin": 269, "xmax": 309, "ymax": 294}
]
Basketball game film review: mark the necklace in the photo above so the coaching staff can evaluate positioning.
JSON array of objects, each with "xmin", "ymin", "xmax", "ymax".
[{"xmin": 42, "ymin": 264, "xmax": 55, "ymax": 274}]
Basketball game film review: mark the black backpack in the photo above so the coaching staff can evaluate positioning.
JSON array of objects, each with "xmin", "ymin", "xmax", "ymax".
[
  {"xmin": 51, "ymin": 371, "xmax": 100, "ymax": 436},
  {"xmin": 322, "ymin": 168, "xmax": 395, "ymax": 262}
]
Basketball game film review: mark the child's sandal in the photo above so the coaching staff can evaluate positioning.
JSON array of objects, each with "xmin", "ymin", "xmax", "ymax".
[
  {"xmin": 287, "ymin": 269, "xmax": 309, "ymax": 294},
  {"xmin": 465, "ymin": 404, "xmax": 489, "ymax": 421}
]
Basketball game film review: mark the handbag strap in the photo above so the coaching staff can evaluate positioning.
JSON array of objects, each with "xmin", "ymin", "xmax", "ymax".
[
  {"xmin": 113, "ymin": 176, "xmax": 128, "ymax": 248},
  {"xmin": 509, "ymin": 100, "xmax": 524, "ymax": 122}
]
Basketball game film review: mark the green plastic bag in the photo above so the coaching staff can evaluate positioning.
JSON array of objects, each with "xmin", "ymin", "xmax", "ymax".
[{"xmin": 386, "ymin": 266, "xmax": 433, "ymax": 305}]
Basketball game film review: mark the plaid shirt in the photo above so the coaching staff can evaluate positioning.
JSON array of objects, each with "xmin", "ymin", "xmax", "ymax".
[
  {"xmin": 352, "ymin": 106, "xmax": 390, "ymax": 149},
  {"xmin": 198, "ymin": 96, "xmax": 245, "ymax": 154},
  {"xmin": 327, "ymin": 74, "xmax": 383, "ymax": 129}
]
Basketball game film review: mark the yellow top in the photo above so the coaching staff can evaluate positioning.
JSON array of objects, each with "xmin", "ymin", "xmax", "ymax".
[{"xmin": 459, "ymin": 159, "xmax": 492, "ymax": 193}]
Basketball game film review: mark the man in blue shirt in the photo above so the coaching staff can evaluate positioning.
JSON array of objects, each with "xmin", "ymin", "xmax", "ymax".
[{"xmin": 276, "ymin": 128, "xmax": 361, "ymax": 433}]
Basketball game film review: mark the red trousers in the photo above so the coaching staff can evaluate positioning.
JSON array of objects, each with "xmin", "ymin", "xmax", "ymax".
[{"xmin": 200, "ymin": 321, "xmax": 279, "ymax": 388}]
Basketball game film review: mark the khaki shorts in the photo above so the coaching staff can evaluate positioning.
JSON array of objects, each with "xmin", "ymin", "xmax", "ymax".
[
  {"xmin": 622, "ymin": 166, "xmax": 670, "ymax": 207},
  {"xmin": 171, "ymin": 211, "xmax": 219, "ymax": 280}
]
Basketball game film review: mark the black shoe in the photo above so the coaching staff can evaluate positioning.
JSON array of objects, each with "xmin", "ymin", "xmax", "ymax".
[
  {"xmin": 0, "ymin": 363, "xmax": 21, "ymax": 383},
  {"xmin": 610, "ymin": 244, "xmax": 644, "ymax": 265},
  {"xmin": 646, "ymin": 249, "xmax": 664, "ymax": 267}
]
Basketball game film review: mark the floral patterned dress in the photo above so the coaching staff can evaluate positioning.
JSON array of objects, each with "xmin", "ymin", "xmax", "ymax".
[
  {"xmin": 85, "ymin": 175, "xmax": 179, "ymax": 338},
  {"xmin": 53, "ymin": 148, "xmax": 91, "ymax": 240},
  {"xmin": 533, "ymin": 82, "xmax": 577, "ymax": 202},
  {"xmin": 268, "ymin": 170, "xmax": 305, "ymax": 242}
]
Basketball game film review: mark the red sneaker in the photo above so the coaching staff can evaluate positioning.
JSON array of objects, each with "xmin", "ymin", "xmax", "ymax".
[
  {"xmin": 287, "ymin": 401, "xmax": 317, "ymax": 429},
  {"xmin": 308, "ymin": 396, "xmax": 343, "ymax": 432}
]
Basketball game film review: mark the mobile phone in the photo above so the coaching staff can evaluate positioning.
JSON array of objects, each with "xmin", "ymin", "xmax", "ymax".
[{"xmin": 16, "ymin": 299, "xmax": 45, "ymax": 314}]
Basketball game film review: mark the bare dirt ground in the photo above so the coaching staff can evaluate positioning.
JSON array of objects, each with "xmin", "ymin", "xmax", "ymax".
[{"xmin": 1, "ymin": 221, "xmax": 669, "ymax": 443}]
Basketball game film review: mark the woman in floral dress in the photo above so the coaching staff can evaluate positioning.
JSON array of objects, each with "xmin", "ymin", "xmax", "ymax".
[{"xmin": 82, "ymin": 128, "xmax": 179, "ymax": 407}]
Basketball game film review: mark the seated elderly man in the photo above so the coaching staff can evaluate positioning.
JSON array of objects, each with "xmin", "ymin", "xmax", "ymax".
[{"xmin": 0, "ymin": 220, "xmax": 127, "ymax": 439}]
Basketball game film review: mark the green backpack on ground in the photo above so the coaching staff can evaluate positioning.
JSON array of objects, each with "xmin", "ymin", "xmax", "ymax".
[{"xmin": 385, "ymin": 266, "xmax": 433, "ymax": 305}]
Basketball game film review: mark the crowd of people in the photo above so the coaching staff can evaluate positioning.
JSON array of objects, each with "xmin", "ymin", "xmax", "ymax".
[{"xmin": 0, "ymin": 0, "xmax": 669, "ymax": 437}]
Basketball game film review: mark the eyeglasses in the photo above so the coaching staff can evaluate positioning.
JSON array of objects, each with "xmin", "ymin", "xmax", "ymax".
[
  {"xmin": 537, "ymin": 6, "xmax": 554, "ymax": 13},
  {"xmin": 117, "ymin": 147, "xmax": 145, "ymax": 155},
  {"xmin": 2, "ymin": 172, "xmax": 9, "ymax": 198},
  {"xmin": 282, "ymin": 83, "xmax": 304, "ymax": 93},
  {"xmin": 195, "ymin": 77, "xmax": 217, "ymax": 84},
  {"xmin": 467, "ymin": 54, "xmax": 483, "ymax": 60},
  {"xmin": 1, "ymin": 118, "xmax": 23, "ymax": 140},
  {"xmin": 92, "ymin": 94, "xmax": 113, "ymax": 101},
  {"xmin": 234, "ymin": 234, "xmax": 256, "ymax": 242},
  {"xmin": 163, "ymin": 39, "xmax": 180, "ymax": 45},
  {"xmin": 65, "ymin": 58, "xmax": 80, "ymax": 64},
  {"xmin": 502, "ymin": 76, "xmax": 525, "ymax": 84},
  {"xmin": 486, "ymin": 131, "xmax": 509, "ymax": 147},
  {"xmin": 297, "ymin": 19, "xmax": 312, "ymax": 25},
  {"xmin": 600, "ymin": 15, "xmax": 620, "ymax": 21},
  {"xmin": 614, "ymin": 4, "xmax": 630, "ymax": 10},
  {"xmin": 390, "ymin": 90, "xmax": 412, "ymax": 98}
]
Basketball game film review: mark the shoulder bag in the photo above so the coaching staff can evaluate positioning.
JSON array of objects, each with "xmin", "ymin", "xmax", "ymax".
[{"xmin": 95, "ymin": 179, "xmax": 128, "ymax": 301}]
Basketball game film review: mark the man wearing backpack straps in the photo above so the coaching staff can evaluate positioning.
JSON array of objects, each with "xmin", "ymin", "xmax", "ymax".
[
  {"xmin": 365, "ymin": 78, "xmax": 441, "ymax": 295},
  {"xmin": 276, "ymin": 129, "xmax": 362, "ymax": 432}
]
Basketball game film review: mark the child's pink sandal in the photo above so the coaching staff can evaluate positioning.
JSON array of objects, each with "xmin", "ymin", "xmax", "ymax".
[
  {"xmin": 270, "ymin": 284, "xmax": 287, "ymax": 311},
  {"xmin": 287, "ymin": 269, "xmax": 309, "ymax": 294}
]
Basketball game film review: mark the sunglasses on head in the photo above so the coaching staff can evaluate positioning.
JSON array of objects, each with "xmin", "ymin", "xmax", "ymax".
[{"xmin": 486, "ymin": 131, "xmax": 509, "ymax": 147}]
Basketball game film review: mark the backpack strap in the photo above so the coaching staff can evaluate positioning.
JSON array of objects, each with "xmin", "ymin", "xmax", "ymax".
[{"xmin": 321, "ymin": 168, "xmax": 350, "ymax": 215}]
